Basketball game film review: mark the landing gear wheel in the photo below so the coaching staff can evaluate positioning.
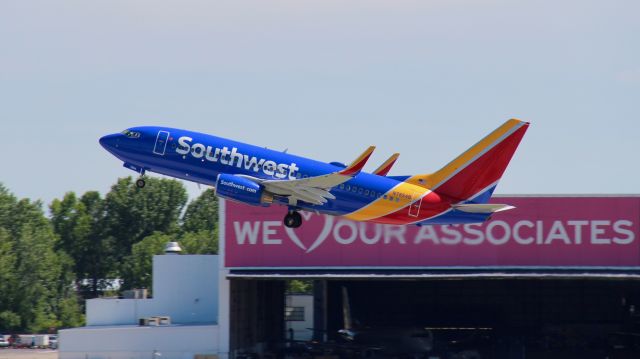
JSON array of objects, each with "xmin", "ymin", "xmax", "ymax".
[
  {"xmin": 284, "ymin": 211, "xmax": 302, "ymax": 228},
  {"xmin": 135, "ymin": 178, "xmax": 146, "ymax": 188}
]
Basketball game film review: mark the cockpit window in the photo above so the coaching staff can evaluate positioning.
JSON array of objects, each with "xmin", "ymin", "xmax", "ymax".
[{"xmin": 121, "ymin": 129, "xmax": 141, "ymax": 138}]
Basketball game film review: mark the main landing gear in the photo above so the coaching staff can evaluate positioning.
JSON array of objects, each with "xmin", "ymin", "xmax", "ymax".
[
  {"xmin": 135, "ymin": 178, "xmax": 146, "ymax": 188},
  {"xmin": 284, "ymin": 210, "xmax": 302, "ymax": 228}
]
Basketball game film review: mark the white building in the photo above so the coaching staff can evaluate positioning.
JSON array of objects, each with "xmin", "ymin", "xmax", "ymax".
[
  {"xmin": 285, "ymin": 294, "xmax": 313, "ymax": 341},
  {"xmin": 59, "ymin": 254, "xmax": 230, "ymax": 359}
]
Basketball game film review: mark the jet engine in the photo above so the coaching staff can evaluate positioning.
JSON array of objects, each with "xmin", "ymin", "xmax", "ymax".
[{"xmin": 214, "ymin": 174, "xmax": 273, "ymax": 206}]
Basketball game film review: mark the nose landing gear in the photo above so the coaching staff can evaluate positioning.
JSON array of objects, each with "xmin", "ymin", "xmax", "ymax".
[
  {"xmin": 284, "ymin": 210, "xmax": 302, "ymax": 228},
  {"xmin": 135, "ymin": 168, "xmax": 146, "ymax": 188}
]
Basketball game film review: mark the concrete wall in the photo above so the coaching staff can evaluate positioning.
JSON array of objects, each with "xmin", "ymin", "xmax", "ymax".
[
  {"xmin": 59, "ymin": 324, "xmax": 219, "ymax": 359},
  {"xmin": 87, "ymin": 255, "xmax": 219, "ymax": 326},
  {"xmin": 153, "ymin": 255, "xmax": 219, "ymax": 324}
]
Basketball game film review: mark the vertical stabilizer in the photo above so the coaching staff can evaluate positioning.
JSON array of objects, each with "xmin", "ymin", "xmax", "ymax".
[{"xmin": 406, "ymin": 119, "xmax": 529, "ymax": 202}]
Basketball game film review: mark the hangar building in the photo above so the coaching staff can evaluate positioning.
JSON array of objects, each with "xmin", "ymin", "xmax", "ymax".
[{"xmin": 223, "ymin": 195, "xmax": 640, "ymax": 359}]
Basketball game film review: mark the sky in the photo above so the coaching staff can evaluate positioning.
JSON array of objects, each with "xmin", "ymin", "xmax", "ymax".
[{"xmin": 1, "ymin": 0, "xmax": 639, "ymax": 209}]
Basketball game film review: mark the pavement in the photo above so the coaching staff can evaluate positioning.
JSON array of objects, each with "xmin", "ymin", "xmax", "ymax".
[{"xmin": 0, "ymin": 350, "xmax": 57, "ymax": 359}]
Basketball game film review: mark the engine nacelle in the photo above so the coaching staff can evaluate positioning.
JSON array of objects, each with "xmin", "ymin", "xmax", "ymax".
[{"xmin": 214, "ymin": 174, "xmax": 273, "ymax": 206}]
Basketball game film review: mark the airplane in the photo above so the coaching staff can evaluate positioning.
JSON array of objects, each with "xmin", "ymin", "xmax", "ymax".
[{"xmin": 99, "ymin": 119, "xmax": 529, "ymax": 228}]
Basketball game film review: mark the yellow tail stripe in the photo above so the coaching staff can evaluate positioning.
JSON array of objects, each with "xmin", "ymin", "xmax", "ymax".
[{"xmin": 344, "ymin": 182, "xmax": 430, "ymax": 221}]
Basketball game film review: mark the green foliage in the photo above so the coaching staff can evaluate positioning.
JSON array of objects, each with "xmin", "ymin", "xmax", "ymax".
[
  {"xmin": 56, "ymin": 296, "xmax": 84, "ymax": 328},
  {"xmin": 49, "ymin": 177, "xmax": 188, "ymax": 292},
  {"xmin": 0, "ymin": 229, "xmax": 16, "ymax": 305},
  {"xmin": 50, "ymin": 191, "xmax": 112, "ymax": 295},
  {"xmin": 120, "ymin": 188, "xmax": 219, "ymax": 292},
  {"xmin": 182, "ymin": 189, "xmax": 218, "ymax": 233},
  {"xmin": 180, "ymin": 229, "xmax": 218, "ymax": 254},
  {"xmin": 0, "ymin": 177, "xmax": 221, "ymax": 332},
  {"xmin": 287, "ymin": 280, "xmax": 313, "ymax": 294},
  {"xmin": 179, "ymin": 189, "xmax": 219, "ymax": 255},
  {"xmin": 0, "ymin": 311, "xmax": 21, "ymax": 331},
  {"xmin": 121, "ymin": 232, "xmax": 172, "ymax": 291},
  {"xmin": 101, "ymin": 177, "xmax": 187, "ymax": 290},
  {"xmin": 0, "ymin": 184, "xmax": 83, "ymax": 332},
  {"xmin": 102, "ymin": 177, "xmax": 187, "ymax": 259}
]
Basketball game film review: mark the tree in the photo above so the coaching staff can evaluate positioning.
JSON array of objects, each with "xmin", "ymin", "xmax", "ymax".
[
  {"xmin": 0, "ymin": 185, "xmax": 80, "ymax": 332},
  {"xmin": 180, "ymin": 189, "xmax": 219, "ymax": 254},
  {"xmin": 101, "ymin": 177, "xmax": 187, "ymax": 289},
  {"xmin": 121, "ymin": 228, "xmax": 219, "ymax": 293},
  {"xmin": 0, "ymin": 228, "xmax": 18, "ymax": 332},
  {"xmin": 121, "ymin": 233, "xmax": 173, "ymax": 291},
  {"xmin": 287, "ymin": 280, "xmax": 313, "ymax": 294},
  {"xmin": 50, "ymin": 191, "xmax": 112, "ymax": 297},
  {"xmin": 120, "ymin": 188, "xmax": 220, "ymax": 293},
  {"xmin": 180, "ymin": 229, "xmax": 218, "ymax": 254},
  {"xmin": 182, "ymin": 189, "xmax": 218, "ymax": 233},
  {"xmin": 2, "ymin": 178, "xmax": 220, "ymax": 330},
  {"xmin": 13, "ymin": 223, "xmax": 63, "ymax": 331},
  {"xmin": 0, "ymin": 184, "xmax": 20, "ymax": 235},
  {"xmin": 0, "ymin": 184, "xmax": 83, "ymax": 332},
  {"xmin": 102, "ymin": 177, "xmax": 187, "ymax": 256}
]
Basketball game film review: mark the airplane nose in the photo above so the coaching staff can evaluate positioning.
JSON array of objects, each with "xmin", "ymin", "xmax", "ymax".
[{"xmin": 99, "ymin": 133, "xmax": 120, "ymax": 150}]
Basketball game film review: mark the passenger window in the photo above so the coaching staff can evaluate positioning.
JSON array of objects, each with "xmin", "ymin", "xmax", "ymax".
[
  {"xmin": 364, "ymin": 189, "xmax": 370, "ymax": 196},
  {"xmin": 358, "ymin": 188, "xmax": 363, "ymax": 194},
  {"xmin": 383, "ymin": 195, "xmax": 387, "ymax": 199},
  {"xmin": 352, "ymin": 186, "xmax": 357, "ymax": 192},
  {"xmin": 340, "ymin": 184, "xmax": 345, "ymax": 189},
  {"xmin": 346, "ymin": 185, "xmax": 351, "ymax": 191}
]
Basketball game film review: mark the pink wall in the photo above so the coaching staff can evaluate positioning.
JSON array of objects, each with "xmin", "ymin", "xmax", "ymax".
[{"xmin": 224, "ymin": 197, "xmax": 640, "ymax": 268}]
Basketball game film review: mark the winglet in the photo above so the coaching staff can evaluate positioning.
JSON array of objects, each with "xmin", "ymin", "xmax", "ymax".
[
  {"xmin": 339, "ymin": 146, "xmax": 376, "ymax": 176},
  {"xmin": 372, "ymin": 153, "xmax": 400, "ymax": 176}
]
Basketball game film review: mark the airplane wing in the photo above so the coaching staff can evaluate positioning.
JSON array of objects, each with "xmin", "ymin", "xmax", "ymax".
[
  {"xmin": 241, "ymin": 146, "xmax": 375, "ymax": 206},
  {"xmin": 371, "ymin": 153, "xmax": 400, "ymax": 176}
]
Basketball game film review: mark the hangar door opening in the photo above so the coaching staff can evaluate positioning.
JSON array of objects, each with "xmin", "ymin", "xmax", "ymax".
[
  {"xmin": 326, "ymin": 279, "xmax": 640, "ymax": 359},
  {"xmin": 229, "ymin": 279, "xmax": 286, "ymax": 357}
]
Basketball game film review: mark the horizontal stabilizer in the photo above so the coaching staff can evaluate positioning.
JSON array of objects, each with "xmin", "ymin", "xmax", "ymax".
[{"xmin": 452, "ymin": 203, "xmax": 515, "ymax": 214}]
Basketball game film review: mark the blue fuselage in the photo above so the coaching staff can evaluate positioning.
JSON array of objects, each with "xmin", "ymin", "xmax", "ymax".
[
  {"xmin": 101, "ymin": 127, "xmax": 399, "ymax": 216},
  {"xmin": 100, "ymin": 126, "xmax": 492, "ymax": 225}
]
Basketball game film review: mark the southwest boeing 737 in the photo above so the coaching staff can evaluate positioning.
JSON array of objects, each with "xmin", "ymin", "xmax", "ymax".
[{"xmin": 99, "ymin": 119, "xmax": 529, "ymax": 228}]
